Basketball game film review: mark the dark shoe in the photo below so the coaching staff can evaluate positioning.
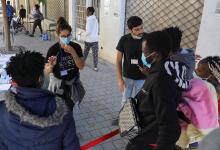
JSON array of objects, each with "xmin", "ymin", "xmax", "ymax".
[
  {"xmin": 111, "ymin": 118, "xmax": 119, "ymax": 126},
  {"xmin": 93, "ymin": 67, "xmax": 98, "ymax": 72},
  {"xmin": 29, "ymin": 34, "xmax": 34, "ymax": 37}
]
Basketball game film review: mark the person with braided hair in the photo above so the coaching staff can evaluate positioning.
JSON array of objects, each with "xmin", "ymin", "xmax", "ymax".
[{"xmin": 196, "ymin": 56, "xmax": 220, "ymax": 98}]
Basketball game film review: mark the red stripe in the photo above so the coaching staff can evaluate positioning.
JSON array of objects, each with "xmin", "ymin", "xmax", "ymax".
[
  {"xmin": 149, "ymin": 144, "xmax": 157, "ymax": 147},
  {"xmin": 80, "ymin": 128, "xmax": 157, "ymax": 150},
  {"xmin": 80, "ymin": 129, "xmax": 120, "ymax": 150}
]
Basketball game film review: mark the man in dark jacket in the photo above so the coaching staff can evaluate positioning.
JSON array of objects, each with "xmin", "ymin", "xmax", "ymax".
[
  {"xmin": 6, "ymin": 1, "xmax": 15, "ymax": 26},
  {"xmin": 125, "ymin": 31, "xmax": 181, "ymax": 150},
  {"xmin": 0, "ymin": 51, "xmax": 80, "ymax": 150},
  {"xmin": 19, "ymin": 5, "xmax": 26, "ymax": 24}
]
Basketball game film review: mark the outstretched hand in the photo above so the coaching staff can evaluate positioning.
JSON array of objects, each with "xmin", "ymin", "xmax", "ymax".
[{"xmin": 45, "ymin": 56, "xmax": 57, "ymax": 74}]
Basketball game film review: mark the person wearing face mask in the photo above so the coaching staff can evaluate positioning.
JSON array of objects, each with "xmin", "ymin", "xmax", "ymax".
[
  {"xmin": 125, "ymin": 31, "xmax": 181, "ymax": 150},
  {"xmin": 0, "ymin": 51, "xmax": 80, "ymax": 150},
  {"xmin": 46, "ymin": 17, "xmax": 85, "ymax": 110},
  {"xmin": 114, "ymin": 16, "xmax": 147, "ymax": 125},
  {"xmin": 196, "ymin": 56, "xmax": 220, "ymax": 111}
]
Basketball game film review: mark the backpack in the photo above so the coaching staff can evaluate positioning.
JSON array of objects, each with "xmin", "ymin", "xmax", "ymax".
[{"xmin": 39, "ymin": 13, "xmax": 44, "ymax": 20}]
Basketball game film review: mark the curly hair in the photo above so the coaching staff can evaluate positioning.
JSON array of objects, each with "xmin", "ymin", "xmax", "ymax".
[
  {"xmin": 5, "ymin": 51, "xmax": 45, "ymax": 88},
  {"xmin": 162, "ymin": 27, "xmax": 183, "ymax": 53},
  {"xmin": 144, "ymin": 31, "xmax": 172, "ymax": 60},
  {"xmin": 127, "ymin": 16, "xmax": 143, "ymax": 30}
]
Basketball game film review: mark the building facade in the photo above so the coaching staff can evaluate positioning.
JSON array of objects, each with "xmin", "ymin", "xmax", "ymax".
[
  {"xmin": 70, "ymin": 0, "xmax": 219, "ymax": 63},
  {"xmin": 14, "ymin": 0, "xmax": 220, "ymax": 62}
]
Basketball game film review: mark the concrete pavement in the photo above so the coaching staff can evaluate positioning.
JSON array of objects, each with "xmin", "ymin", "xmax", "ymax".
[{"xmin": 0, "ymin": 17, "xmax": 127, "ymax": 150}]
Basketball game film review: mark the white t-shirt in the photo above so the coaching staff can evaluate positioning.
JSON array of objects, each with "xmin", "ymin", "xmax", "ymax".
[{"xmin": 83, "ymin": 15, "xmax": 99, "ymax": 43}]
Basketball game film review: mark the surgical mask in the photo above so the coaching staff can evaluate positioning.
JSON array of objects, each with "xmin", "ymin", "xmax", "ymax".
[
  {"xmin": 60, "ymin": 37, "xmax": 71, "ymax": 45},
  {"xmin": 141, "ymin": 52, "xmax": 155, "ymax": 68},
  {"xmin": 131, "ymin": 34, "xmax": 142, "ymax": 40}
]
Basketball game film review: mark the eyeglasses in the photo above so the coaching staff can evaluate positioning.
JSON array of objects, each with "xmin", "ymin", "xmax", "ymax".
[{"xmin": 60, "ymin": 34, "xmax": 72, "ymax": 38}]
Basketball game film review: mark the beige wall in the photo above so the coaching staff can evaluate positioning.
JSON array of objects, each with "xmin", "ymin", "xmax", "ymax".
[{"xmin": 46, "ymin": 0, "xmax": 65, "ymax": 21}]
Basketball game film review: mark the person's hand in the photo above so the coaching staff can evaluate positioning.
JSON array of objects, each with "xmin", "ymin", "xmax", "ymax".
[
  {"xmin": 60, "ymin": 44, "xmax": 75, "ymax": 55},
  {"xmin": 45, "ymin": 56, "xmax": 57, "ymax": 74},
  {"xmin": 138, "ymin": 64, "xmax": 150, "ymax": 75},
  {"xmin": 48, "ymin": 56, "xmax": 57, "ymax": 66},
  {"xmin": 63, "ymin": 45, "xmax": 75, "ymax": 55},
  {"xmin": 118, "ymin": 78, "xmax": 125, "ymax": 92},
  {"xmin": 61, "ymin": 44, "xmax": 79, "ymax": 59}
]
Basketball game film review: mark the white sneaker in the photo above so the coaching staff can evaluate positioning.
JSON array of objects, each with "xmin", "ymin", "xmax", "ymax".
[{"xmin": 93, "ymin": 67, "xmax": 98, "ymax": 72}]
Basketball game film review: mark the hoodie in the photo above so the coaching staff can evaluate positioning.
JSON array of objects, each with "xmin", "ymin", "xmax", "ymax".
[
  {"xmin": 164, "ymin": 60, "xmax": 190, "ymax": 90},
  {"xmin": 84, "ymin": 15, "xmax": 99, "ymax": 42},
  {"xmin": 170, "ymin": 48, "xmax": 195, "ymax": 80},
  {"xmin": 177, "ymin": 78, "xmax": 219, "ymax": 134},
  {"xmin": 0, "ymin": 87, "xmax": 80, "ymax": 150}
]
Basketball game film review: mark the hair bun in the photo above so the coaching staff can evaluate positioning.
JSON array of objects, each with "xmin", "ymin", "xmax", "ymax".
[{"xmin": 57, "ymin": 17, "xmax": 68, "ymax": 26}]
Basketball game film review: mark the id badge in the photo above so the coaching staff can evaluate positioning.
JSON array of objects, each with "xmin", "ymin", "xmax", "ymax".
[
  {"xmin": 131, "ymin": 59, "xmax": 138, "ymax": 65},
  {"xmin": 60, "ymin": 70, "xmax": 68, "ymax": 76}
]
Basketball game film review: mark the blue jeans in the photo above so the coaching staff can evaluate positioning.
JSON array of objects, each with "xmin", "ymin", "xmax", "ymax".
[{"xmin": 121, "ymin": 77, "xmax": 145, "ymax": 106}]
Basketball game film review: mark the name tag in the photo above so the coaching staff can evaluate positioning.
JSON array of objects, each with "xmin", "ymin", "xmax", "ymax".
[
  {"xmin": 60, "ymin": 70, "xmax": 68, "ymax": 76},
  {"xmin": 131, "ymin": 59, "xmax": 138, "ymax": 65}
]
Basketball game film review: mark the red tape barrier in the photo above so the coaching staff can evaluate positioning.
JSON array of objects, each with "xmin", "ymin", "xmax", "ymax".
[
  {"xmin": 80, "ymin": 129, "xmax": 120, "ymax": 150},
  {"xmin": 80, "ymin": 128, "xmax": 157, "ymax": 150}
]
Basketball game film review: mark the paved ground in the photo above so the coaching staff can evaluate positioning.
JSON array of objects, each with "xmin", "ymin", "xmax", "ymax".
[{"xmin": 0, "ymin": 17, "xmax": 128, "ymax": 149}]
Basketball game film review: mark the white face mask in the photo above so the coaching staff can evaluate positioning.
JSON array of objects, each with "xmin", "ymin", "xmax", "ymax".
[{"xmin": 131, "ymin": 34, "xmax": 142, "ymax": 40}]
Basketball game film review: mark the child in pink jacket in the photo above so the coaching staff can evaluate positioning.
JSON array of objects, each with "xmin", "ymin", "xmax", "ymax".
[{"xmin": 177, "ymin": 78, "xmax": 219, "ymax": 148}]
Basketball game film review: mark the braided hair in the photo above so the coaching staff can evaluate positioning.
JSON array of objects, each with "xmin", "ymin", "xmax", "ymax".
[{"xmin": 203, "ymin": 56, "xmax": 220, "ymax": 84}]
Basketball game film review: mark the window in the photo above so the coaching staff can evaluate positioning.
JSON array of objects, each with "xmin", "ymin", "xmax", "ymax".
[{"xmin": 76, "ymin": 0, "xmax": 87, "ymax": 29}]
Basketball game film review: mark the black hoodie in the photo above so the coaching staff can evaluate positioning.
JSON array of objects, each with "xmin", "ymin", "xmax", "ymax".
[{"xmin": 129, "ymin": 62, "xmax": 181, "ymax": 150}]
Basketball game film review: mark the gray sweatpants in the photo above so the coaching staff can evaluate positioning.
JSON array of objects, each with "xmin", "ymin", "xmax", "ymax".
[{"xmin": 83, "ymin": 42, "xmax": 99, "ymax": 68}]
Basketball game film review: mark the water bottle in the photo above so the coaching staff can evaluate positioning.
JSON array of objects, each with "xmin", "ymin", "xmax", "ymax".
[{"xmin": 0, "ymin": 69, "xmax": 10, "ymax": 84}]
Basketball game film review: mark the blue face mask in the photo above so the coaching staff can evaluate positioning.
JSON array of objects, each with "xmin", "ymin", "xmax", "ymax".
[
  {"xmin": 141, "ymin": 52, "xmax": 155, "ymax": 68},
  {"xmin": 60, "ymin": 37, "xmax": 71, "ymax": 45}
]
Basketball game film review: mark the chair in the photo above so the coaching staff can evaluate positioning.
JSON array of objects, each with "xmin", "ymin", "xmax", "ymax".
[{"xmin": 46, "ymin": 23, "xmax": 56, "ymax": 41}]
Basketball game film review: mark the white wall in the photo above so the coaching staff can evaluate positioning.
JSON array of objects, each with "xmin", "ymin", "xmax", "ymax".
[
  {"xmin": 196, "ymin": 0, "xmax": 220, "ymax": 57},
  {"xmin": 99, "ymin": 0, "xmax": 126, "ymax": 64}
]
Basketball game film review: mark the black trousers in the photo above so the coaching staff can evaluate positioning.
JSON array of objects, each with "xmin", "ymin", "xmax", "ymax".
[
  {"xmin": 8, "ymin": 17, "xmax": 13, "ymax": 27},
  {"xmin": 125, "ymin": 136, "xmax": 154, "ymax": 150},
  {"xmin": 32, "ymin": 19, "xmax": 43, "ymax": 34}
]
